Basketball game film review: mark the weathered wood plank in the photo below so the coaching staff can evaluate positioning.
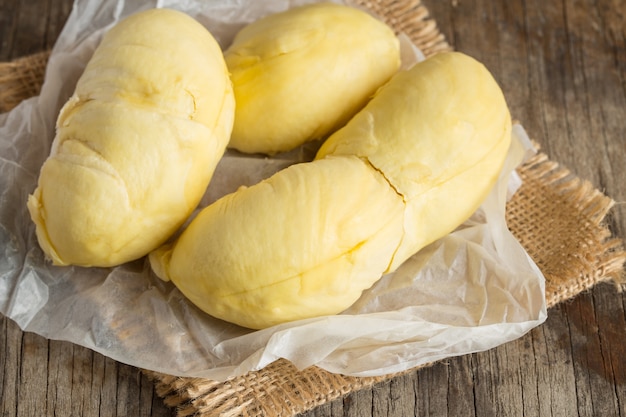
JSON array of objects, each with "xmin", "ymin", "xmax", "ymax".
[
  {"xmin": 17, "ymin": 332, "xmax": 50, "ymax": 416},
  {"xmin": 0, "ymin": 0, "xmax": 19, "ymax": 60},
  {"xmin": 445, "ymin": 356, "xmax": 479, "ymax": 417},
  {"xmin": 0, "ymin": 316, "xmax": 175, "ymax": 416}
]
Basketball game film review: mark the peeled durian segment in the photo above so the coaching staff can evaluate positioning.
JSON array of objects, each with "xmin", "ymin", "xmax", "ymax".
[
  {"xmin": 150, "ymin": 51, "xmax": 512, "ymax": 330},
  {"xmin": 150, "ymin": 156, "xmax": 406, "ymax": 329},
  {"xmin": 27, "ymin": 8, "xmax": 235, "ymax": 267},
  {"xmin": 316, "ymin": 51, "xmax": 512, "ymax": 270},
  {"xmin": 224, "ymin": 2, "xmax": 401, "ymax": 155}
]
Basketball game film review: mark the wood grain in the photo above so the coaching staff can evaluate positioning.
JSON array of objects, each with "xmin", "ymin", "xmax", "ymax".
[{"xmin": 1, "ymin": 0, "xmax": 625, "ymax": 416}]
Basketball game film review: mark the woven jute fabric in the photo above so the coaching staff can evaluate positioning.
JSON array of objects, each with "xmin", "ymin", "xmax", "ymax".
[{"xmin": 1, "ymin": 0, "xmax": 624, "ymax": 416}]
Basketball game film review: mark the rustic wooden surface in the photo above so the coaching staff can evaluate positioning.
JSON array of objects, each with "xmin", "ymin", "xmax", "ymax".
[{"xmin": 1, "ymin": 0, "xmax": 625, "ymax": 416}]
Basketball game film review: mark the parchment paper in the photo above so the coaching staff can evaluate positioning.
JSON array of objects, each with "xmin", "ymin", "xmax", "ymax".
[{"xmin": 0, "ymin": 0, "xmax": 546, "ymax": 380}]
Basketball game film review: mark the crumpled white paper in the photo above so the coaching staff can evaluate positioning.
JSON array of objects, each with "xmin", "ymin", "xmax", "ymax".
[{"xmin": 0, "ymin": 0, "xmax": 546, "ymax": 380}]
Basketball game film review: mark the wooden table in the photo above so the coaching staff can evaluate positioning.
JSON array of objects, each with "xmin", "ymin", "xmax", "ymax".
[{"xmin": 1, "ymin": 0, "xmax": 624, "ymax": 416}]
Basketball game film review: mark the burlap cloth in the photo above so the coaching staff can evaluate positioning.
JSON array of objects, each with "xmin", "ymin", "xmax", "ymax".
[{"xmin": 1, "ymin": 0, "xmax": 624, "ymax": 415}]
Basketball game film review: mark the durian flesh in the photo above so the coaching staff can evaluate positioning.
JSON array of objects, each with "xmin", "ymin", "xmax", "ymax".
[
  {"xmin": 150, "ymin": 156, "xmax": 405, "ymax": 329},
  {"xmin": 317, "ymin": 52, "xmax": 512, "ymax": 270},
  {"xmin": 224, "ymin": 2, "xmax": 401, "ymax": 155},
  {"xmin": 27, "ymin": 8, "xmax": 235, "ymax": 267},
  {"xmin": 150, "ymin": 52, "xmax": 512, "ymax": 330}
]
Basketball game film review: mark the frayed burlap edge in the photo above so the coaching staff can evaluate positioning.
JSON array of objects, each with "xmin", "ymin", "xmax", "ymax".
[
  {"xmin": 0, "ymin": 50, "xmax": 49, "ymax": 111},
  {"xmin": 148, "ymin": 360, "xmax": 394, "ymax": 417},
  {"xmin": 1, "ymin": 0, "xmax": 624, "ymax": 416},
  {"xmin": 508, "ymin": 150, "xmax": 626, "ymax": 307}
]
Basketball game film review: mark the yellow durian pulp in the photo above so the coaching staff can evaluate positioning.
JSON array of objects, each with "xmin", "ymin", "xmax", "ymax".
[
  {"xmin": 316, "ymin": 52, "xmax": 512, "ymax": 269},
  {"xmin": 150, "ymin": 156, "xmax": 405, "ymax": 329},
  {"xmin": 224, "ymin": 2, "xmax": 401, "ymax": 155},
  {"xmin": 27, "ymin": 8, "xmax": 235, "ymax": 267},
  {"xmin": 150, "ymin": 51, "xmax": 512, "ymax": 330}
]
